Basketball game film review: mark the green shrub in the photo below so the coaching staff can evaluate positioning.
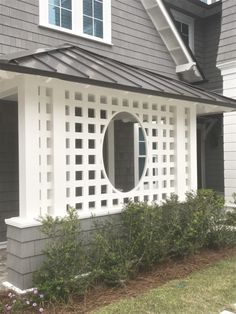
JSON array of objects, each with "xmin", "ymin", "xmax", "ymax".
[
  {"xmin": 91, "ymin": 218, "xmax": 135, "ymax": 285},
  {"xmin": 225, "ymin": 209, "xmax": 236, "ymax": 226},
  {"xmin": 176, "ymin": 189, "xmax": 225, "ymax": 253},
  {"xmin": 121, "ymin": 201, "xmax": 167, "ymax": 268},
  {"xmin": 33, "ymin": 208, "xmax": 91, "ymax": 302},
  {"xmin": 33, "ymin": 189, "xmax": 236, "ymax": 298}
]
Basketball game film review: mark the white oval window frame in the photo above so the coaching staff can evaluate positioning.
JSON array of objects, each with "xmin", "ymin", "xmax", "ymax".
[{"xmin": 101, "ymin": 111, "xmax": 148, "ymax": 194}]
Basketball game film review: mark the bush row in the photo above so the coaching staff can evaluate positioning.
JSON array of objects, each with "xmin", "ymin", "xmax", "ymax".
[{"xmin": 33, "ymin": 189, "xmax": 236, "ymax": 301}]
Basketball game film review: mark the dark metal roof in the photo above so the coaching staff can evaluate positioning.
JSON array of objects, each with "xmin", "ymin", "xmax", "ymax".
[{"xmin": 0, "ymin": 44, "xmax": 235, "ymax": 108}]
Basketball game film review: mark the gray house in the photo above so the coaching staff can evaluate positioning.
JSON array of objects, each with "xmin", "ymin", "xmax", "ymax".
[{"xmin": 0, "ymin": 0, "xmax": 235, "ymax": 290}]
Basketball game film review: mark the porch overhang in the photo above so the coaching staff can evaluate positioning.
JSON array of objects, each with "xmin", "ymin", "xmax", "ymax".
[{"xmin": 0, "ymin": 45, "xmax": 236, "ymax": 112}]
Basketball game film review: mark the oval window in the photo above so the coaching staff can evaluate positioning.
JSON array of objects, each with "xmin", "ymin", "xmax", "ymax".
[{"xmin": 103, "ymin": 112, "xmax": 146, "ymax": 192}]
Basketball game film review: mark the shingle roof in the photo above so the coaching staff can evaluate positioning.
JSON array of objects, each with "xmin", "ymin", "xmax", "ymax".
[{"xmin": 0, "ymin": 44, "xmax": 235, "ymax": 108}]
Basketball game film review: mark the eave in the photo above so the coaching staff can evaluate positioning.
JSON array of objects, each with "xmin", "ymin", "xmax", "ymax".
[{"xmin": 0, "ymin": 44, "xmax": 235, "ymax": 109}]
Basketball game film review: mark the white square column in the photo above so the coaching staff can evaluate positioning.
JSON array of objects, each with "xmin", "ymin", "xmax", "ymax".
[{"xmin": 18, "ymin": 76, "xmax": 40, "ymax": 219}]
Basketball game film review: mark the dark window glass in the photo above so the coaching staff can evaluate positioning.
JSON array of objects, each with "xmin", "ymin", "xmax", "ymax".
[
  {"xmin": 182, "ymin": 23, "xmax": 189, "ymax": 35},
  {"xmin": 49, "ymin": 0, "xmax": 60, "ymax": 5},
  {"xmin": 139, "ymin": 127, "xmax": 145, "ymax": 141},
  {"xmin": 48, "ymin": 0, "xmax": 72, "ymax": 30},
  {"xmin": 94, "ymin": 19, "xmax": 103, "ymax": 38},
  {"xmin": 175, "ymin": 20, "xmax": 189, "ymax": 47},
  {"xmin": 83, "ymin": 0, "xmax": 93, "ymax": 16},
  {"xmin": 94, "ymin": 1, "xmax": 103, "ymax": 19},
  {"xmin": 83, "ymin": 16, "xmax": 93, "ymax": 35},
  {"xmin": 139, "ymin": 142, "xmax": 146, "ymax": 156},
  {"xmin": 61, "ymin": 9, "xmax": 72, "ymax": 29},
  {"xmin": 48, "ymin": 5, "xmax": 60, "ymax": 26},
  {"xmin": 61, "ymin": 0, "xmax": 71, "ymax": 10},
  {"xmin": 83, "ymin": 0, "xmax": 103, "ymax": 38},
  {"xmin": 139, "ymin": 157, "xmax": 145, "ymax": 179}
]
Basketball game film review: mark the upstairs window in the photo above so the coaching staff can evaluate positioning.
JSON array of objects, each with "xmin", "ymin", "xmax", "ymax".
[
  {"xmin": 171, "ymin": 10, "xmax": 194, "ymax": 52},
  {"xmin": 39, "ymin": 0, "xmax": 111, "ymax": 44},
  {"xmin": 83, "ymin": 0, "xmax": 103, "ymax": 38},
  {"xmin": 175, "ymin": 21, "xmax": 189, "ymax": 48}
]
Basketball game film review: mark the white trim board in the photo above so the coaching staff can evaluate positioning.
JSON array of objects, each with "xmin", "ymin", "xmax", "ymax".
[
  {"xmin": 0, "ymin": 242, "xmax": 6, "ymax": 250},
  {"xmin": 140, "ymin": 0, "xmax": 203, "ymax": 83}
]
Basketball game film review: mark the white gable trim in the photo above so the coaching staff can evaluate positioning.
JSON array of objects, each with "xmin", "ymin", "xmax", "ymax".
[{"xmin": 140, "ymin": 0, "xmax": 203, "ymax": 83}]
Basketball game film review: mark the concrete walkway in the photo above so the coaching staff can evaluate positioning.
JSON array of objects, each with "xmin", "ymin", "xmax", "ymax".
[
  {"xmin": 0, "ymin": 249, "xmax": 7, "ymax": 291},
  {"xmin": 221, "ymin": 307, "xmax": 236, "ymax": 314}
]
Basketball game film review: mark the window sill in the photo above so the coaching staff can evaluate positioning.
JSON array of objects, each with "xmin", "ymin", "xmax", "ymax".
[{"xmin": 39, "ymin": 24, "xmax": 113, "ymax": 46}]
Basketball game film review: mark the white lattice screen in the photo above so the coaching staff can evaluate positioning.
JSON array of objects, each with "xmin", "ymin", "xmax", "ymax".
[
  {"xmin": 37, "ymin": 83, "xmax": 193, "ymax": 216},
  {"xmin": 38, "ymin": 86, "xmax": 54, "ymax": 215}
]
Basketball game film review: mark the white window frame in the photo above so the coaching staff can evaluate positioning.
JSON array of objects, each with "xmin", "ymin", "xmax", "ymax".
[
  {"xmin": 201, "ymin": 0, "xmax": 220, "ymax": 4},
  {"xmin": 171, "ymin": 10, "xmax": 194, "ymax": 53},
  {"xmin": 39, "ymin": 0, "xmax": 112, "ymax": 45}
]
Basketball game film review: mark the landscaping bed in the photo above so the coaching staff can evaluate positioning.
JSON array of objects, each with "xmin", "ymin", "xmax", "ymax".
[
  {"xmin": 1, "ymin": 189, "xmax": 236, "ymax": 313},
  {"xmin": 1, "ymin": 246, "xmax": 236, "ymax": 313},
  {"xmin": 48, "ymin": 246, "xmax": 236, "ymax": 313}
]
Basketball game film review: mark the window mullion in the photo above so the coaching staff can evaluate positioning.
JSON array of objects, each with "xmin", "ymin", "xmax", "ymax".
[
  {"xmin": 92, "ymin": 0, "xmax": 95, "ymax": 36},
  {"xmin": 74, "ymin": 0, "xmax": 81, "ymax": 34}
]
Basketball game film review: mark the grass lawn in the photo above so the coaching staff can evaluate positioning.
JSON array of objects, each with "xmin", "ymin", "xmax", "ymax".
[{"xmin": 93, "ymin": 254, "xmax": 236, "ymax": 314}]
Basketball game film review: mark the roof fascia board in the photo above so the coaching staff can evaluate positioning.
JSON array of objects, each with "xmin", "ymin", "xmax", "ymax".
[{"xmin": 140, "ymin": 0, "xmax": 203, "ymax": 83}]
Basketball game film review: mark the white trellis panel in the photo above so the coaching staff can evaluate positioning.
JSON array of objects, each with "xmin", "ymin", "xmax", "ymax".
[{"xmin": 23, "ymin": 78, "xmax": 196, "ymax": 218}]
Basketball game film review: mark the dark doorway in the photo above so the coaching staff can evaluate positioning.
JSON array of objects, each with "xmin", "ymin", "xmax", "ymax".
[
  {"xmin": 0, "ymin": 100, "xmax": 19, "ymax": 242},
  {"xmin": 197, "ymin": 114, "xmax": 224, "ymax": 194}
]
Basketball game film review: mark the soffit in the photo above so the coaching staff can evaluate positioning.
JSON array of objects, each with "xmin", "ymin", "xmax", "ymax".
[{"xmin": 164, "ymin": 0, "xmax": 222, "ymax": 18}]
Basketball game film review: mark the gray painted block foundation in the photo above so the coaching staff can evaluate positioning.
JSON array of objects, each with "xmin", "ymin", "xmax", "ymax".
[{"xmin": 6, "ymin": 213, "xmax": 120, "ymax": 290}]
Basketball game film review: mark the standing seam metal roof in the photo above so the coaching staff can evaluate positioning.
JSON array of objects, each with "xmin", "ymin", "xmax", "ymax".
[{"xmin": 0, "ymin": 44, "xmax": 235, "ymax": 108}]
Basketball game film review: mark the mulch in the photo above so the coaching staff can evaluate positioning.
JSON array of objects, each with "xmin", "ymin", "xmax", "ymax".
[{"xmin": 1, "ymin": 246, "xmax": 236, "ymax": 313}]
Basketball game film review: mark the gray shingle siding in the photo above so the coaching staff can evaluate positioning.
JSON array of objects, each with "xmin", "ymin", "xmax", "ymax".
[
  {"xmin": 217, "ymin": 0, "xmax": 236, "ymax": 64},
  {"xmin": 0, "ymin": 0, "xmax": 177, "ymax": 78},
  {"xmin": 197, "ymin": 13, "xmax": 223, "ymax": 93},
  {"xmin": 0, "ymin": 101, "xmax": 19, "ymax": 242}
]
